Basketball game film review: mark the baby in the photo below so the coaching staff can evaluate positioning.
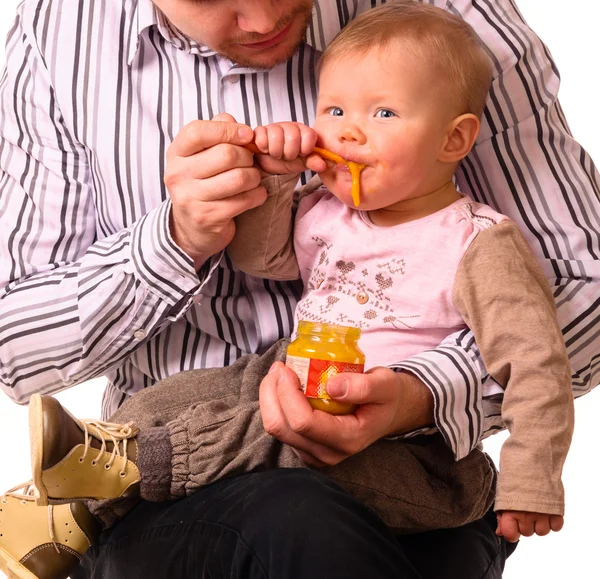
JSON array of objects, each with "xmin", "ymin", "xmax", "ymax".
[{"xmin": 0, "ymin": 4, "xmax": 573, "ymax": 579}]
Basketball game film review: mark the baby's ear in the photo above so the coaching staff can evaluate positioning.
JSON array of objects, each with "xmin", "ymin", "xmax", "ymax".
[{"xmin": 438, "ymin": 114, "xmax": 480, "ymax": 163}]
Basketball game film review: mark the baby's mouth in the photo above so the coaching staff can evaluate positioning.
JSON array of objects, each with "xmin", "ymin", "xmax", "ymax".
[{"xmin": 337, "ymin": 161, "xmax": 367, "ymax": 207}]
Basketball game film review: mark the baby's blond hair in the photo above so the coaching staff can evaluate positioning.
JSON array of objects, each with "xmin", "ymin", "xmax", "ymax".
[{"xmin": 320, "ymin": 2, "xmax": 493, "ymax": 118}]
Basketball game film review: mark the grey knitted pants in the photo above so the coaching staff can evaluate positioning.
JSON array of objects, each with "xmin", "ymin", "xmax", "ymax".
[{"xmin": 91, "ymin": 340, "xmax": 496, "ymax": 533}]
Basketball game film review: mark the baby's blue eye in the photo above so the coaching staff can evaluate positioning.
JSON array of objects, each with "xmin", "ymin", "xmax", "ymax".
[
  {"xmin": 328, "ymin": 107, "xmax": 344, "ymax": 117},
  {"xmin": 375, "ymin": 109, "xmax": 396, "ymax": 118}
]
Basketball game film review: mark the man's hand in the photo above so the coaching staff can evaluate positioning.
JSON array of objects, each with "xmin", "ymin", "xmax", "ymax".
[
  {"xmin": 165, "ymin": 113, "xmax": 267, "ymax": 269},
  {"xmin": 253, "ymin": 122, "xmax": 326, "ymax": 175},
  {"xmin": 259, "ymin": 362, "xmax": 434, "ymax": 467},
  {"xmin": 496, "ymin": 510, "xmax": 564, "ymax": 543}
]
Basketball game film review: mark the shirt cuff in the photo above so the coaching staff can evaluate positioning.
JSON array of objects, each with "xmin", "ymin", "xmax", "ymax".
[
  {"xmin": 390, "ymin": 342, "xmax": 486, "ymax": 461},
  {"xmin": 130, "ymin": 199, "xmax": 220, "ymax": 311}
]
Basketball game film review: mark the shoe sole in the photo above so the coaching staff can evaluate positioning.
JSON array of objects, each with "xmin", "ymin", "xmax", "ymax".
[
  {"xmin": 0, "ymin": 547, "xmax": 38, "ymax": 579},
  {"xmin": 29, "ymin": 394, "xmax": 49, "ymax": 507}
]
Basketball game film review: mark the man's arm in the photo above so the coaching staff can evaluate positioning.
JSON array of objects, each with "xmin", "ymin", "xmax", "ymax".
[
  {"xmin": 0, "ymin": 18, "xmax": 204, "ymax": 402},
  {"xmin": 0, "ymin": 12, "xmax": 260, "ymax": 403}
]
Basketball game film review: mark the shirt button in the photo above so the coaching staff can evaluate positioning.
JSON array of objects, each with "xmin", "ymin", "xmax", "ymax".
[
  {"xmin": 228, "ymin": 75, "xmax": 240, "ymax": 83},
  {"xmin": 356, "ymin": 291, "xmax": 369, "ymax": 305},
  {"xmin": 134, "ymin": 329, "xmax": 146, "ymax": 340}
]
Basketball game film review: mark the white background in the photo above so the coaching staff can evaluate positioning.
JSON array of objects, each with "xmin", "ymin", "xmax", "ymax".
[{"xmin": 0, "ymin": 1, "xmax": 599, "ymax": 577}]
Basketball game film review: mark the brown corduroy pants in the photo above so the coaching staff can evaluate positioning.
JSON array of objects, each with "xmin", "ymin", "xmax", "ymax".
[{"xmin": 90, "ymin": 340, "xmax": 496, "ymax": 533}]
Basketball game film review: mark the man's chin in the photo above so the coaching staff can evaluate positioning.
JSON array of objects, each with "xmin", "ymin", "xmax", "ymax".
[{"xmin": 221, "ymin": 8, "xmax": 312, "ymax": 69}]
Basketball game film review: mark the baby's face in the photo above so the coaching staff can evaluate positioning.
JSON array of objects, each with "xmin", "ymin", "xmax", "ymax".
[{"xmin": 314, "ymin": 43, "xmax": 457, "ymax": 210}]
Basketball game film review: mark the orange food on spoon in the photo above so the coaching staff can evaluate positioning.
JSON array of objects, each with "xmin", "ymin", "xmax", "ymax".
[
  {"xmin": 312, "ymin": 147, "xmax": 365, "ymax": 207},
  {"xmin": 247, "ymin": 143, "xmax": 366, "ymax": 207}
]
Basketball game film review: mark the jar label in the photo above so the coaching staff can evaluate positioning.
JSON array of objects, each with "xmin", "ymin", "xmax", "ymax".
[{"xmin": 285, "ymin": 355, "xmax": 364, "ymax": 399}]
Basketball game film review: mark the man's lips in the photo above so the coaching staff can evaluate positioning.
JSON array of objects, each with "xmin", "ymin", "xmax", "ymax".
[{"xmin": 238, "ymin": 22, "xmax": 293, "ymax": 50}]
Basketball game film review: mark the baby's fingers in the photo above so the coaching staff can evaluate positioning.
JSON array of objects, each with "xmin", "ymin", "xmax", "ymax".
[
  {"xmin": 266, "ymin": 124, "xmax": 286, "ymax": 158},
  {"xmin": 497, "ymin": 514, "xmax": 521, "ymax": 543},
  {"xmin": 304, "ymin": 152, "xmax": 328, "ymax": 173},
  {"xmin": 533, "ymin": 516, "xmax": 551, "ymax": 537},
  {"xmin": 516, "ymin": 516, "xmax": 535, "ymax": 538},
  {"xmin": 550, "ymin": 515, "xmax": 564, "ymax": 533},
  {"xmin": 297, "ymin": 125, "xmax": 319, "ymax": 157},
  {"xmin": 253, "ymin": 126, "xmax": 270, "ymax": 154}
]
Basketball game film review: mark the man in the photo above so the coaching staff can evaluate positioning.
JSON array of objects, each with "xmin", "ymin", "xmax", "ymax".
[{"xmin": 0, "ymin": 1, "xmax": 598, "ymax": 577}]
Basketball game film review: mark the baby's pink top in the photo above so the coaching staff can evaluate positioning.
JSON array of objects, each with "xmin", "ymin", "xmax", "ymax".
[{"xmin": 293, "ymin": 188, "xmax": 508, "ymax": 370}]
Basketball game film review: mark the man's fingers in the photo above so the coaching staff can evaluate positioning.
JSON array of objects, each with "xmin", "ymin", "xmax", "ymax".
[
  {"xmin": 259, "ymin": 364, "xmax": 289, "ymax": 441},
  {"xmin": 212, "ymin": 185, "xmax": 267, "ymax": 219},
  {"xmin": 274, "ymin": 367, "xmax": 364, "ymax": 457},
  {"xmin": 167, "ymin": 162, "xmax": 261, "ymax": 201},
  {"xmin": 168, "ymin": 142, "xmax": 256, "ymax": 182},
  {"xmin": 259, "ymin": 363, "xmax": 349, "ymax": 465},
  {"xmin": 173, "ymin": 185, "xmax": 267, "ymax": 232},
  {"xmin": 291, "ymin": 447, "xmax": 328, "ymax": 468},
  {"xmin": 170, "ymin": 120, "xmax": 253, "ymax": 157}
]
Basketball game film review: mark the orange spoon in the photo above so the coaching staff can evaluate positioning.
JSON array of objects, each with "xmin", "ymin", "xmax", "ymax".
[{"xmin": 247, "ymin": 143, "xmax": 365, "ymax": 207}]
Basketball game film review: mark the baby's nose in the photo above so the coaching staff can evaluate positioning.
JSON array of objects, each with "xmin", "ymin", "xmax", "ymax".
[{"xmin": 338, "ymin": 125, "xmax": 367, "ymax": 145}]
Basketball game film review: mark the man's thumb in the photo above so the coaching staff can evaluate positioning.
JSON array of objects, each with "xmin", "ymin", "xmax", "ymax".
[
  {"xmin": 210, "ymin": 120, "xmax": 253, "ymax": 145},
  {"xmin": 326, "ymin": 368, "xmax": 390, "ymax": 404},
  {"xmin": 172, "ymin": 119, "xmax": 253, "ymax": 156},
  {"xmin": 326, "ymin": 377, "xmax": 349, "ymax": 399}
]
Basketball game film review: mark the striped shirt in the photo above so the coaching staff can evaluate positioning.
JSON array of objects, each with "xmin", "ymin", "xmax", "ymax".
[{"xmin": 0, "ymin": 0, "xmax": 598, "ymax": 460}]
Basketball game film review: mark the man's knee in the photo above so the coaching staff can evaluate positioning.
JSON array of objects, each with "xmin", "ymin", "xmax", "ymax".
[
  {"xmin": 229, "ymin": 468, "xmax": 394, "ymax": 544},
  {"xmin": 236, "ymin": 469, "xmax": 352, "ymax": 528}
]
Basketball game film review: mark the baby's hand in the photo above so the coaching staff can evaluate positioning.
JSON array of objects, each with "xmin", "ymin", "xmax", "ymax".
[
  {"xmin": 496, "ymin": 510, "xmax": 564, "ymax": 542},
  {"xmin": 253, "ymin": 122, "xmax": 325, "ymax": 175}
]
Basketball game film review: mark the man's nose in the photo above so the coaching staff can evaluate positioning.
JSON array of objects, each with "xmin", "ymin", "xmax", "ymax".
[
  {"xmin": 237, "ymin": 1, "xmax": 283, "ymax": 35},
  {"xmin": 338, "ymin": 124, "xmax": 367, "ymax": 145}
]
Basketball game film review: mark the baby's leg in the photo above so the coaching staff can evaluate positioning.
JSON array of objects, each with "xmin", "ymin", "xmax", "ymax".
[
  {"xmin": 114, "ymin": 339, "xmax": 300, "ymax": 501},
  {"xmin": 109, "ymin": 339, "xmax": 289, "ymax": 428},
  {"xmin": 85, "ymin": 340, "xmax": 295, "ymax": 525},
  {"xmin": 34, "ymin": 336, "xmax": 497, "ymax": 534},
  {"xmin": 101, "ymin": 335, "xmax": 498, "ymax": 533}
]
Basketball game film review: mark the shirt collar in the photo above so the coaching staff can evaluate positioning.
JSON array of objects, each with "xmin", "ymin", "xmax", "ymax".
[
  {"xmin": 128, "ymin": 0, "xmax": 342, "ymax": 65},
  {"xmin": 131, "ymin": 0, "xmax": 205, "ymax": 65},
  {"xmin": 128, "ymin": 0, "xmax": 156, "ymax": 65}
]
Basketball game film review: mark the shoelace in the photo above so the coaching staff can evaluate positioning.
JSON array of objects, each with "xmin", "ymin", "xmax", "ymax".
[
  {"xmin": 1, "ymin": 481, "xmax": 60, "ymax": 553},
  {"xmin": 79, "ymin": 419, "xmax": 139, "ymax": 477}
]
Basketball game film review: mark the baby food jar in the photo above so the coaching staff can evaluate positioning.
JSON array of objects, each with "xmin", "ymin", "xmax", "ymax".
[{"xmin": 285, "ymin": 321, "xmax": 365, "ymax": 415}]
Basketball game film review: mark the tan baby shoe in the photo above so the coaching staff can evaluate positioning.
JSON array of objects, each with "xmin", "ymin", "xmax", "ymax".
[
  {"xmin": 0, "ymin": 482, "xmax": 100, "ymax": 579},
  {"xmin": 29, "ymin": 394, "xmax": 141, "ymax": 506}
]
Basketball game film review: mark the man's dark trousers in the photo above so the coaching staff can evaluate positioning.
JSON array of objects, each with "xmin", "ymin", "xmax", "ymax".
[{"xmin": 73, "ymin": 469, "xmax": 516, "ymax": 579}]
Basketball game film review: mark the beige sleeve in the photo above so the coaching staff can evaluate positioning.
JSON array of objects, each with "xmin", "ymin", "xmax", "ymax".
[
  {"xmin": 452, "ymin": 221, "xmax": 574, "ymax": 516},
  {"xmin": 226, "ymin": 173, "xmax": 300, "ymax": 280}
]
